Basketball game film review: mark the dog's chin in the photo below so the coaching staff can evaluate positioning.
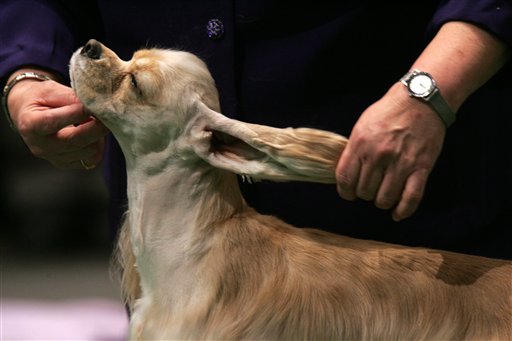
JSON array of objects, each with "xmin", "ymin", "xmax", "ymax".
[
  {"xmin": 69, "ymin": 58, "xmax": 85, "ymax": 102},
  {"xmin": 69, "ymin": 71, "xmax": 75, "ymax": 91},
  {"xmin": 69, "ymin": 51, "xmax": 82, "ymax": 90},
  {"xmin": 70, "ymin": 74, "xmax": 98, "ymax": 115},
  {"xmin": 70, "ymin": 53, "xmax": 96, "ymax": 105}
]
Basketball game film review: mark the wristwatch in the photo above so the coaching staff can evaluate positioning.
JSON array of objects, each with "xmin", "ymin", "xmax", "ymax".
[{"xmin": 400, "ymin": 69, "xmax": 456, "ymax": 127}]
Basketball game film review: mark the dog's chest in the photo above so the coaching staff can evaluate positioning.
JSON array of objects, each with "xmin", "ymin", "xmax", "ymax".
[{"xmin": 130, "ymin": 259, "xmax": 217, "ymax": 339}]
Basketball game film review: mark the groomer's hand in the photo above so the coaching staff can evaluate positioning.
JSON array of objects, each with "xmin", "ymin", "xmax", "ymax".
[
  {"xmin": 6, "ymin": 69, "xmax": 109, "ymax": 170},
  {"xmin": 336, "ymin": 21, "xmax": 511, "ymax": 221},
  {"xmin": 336, "ymin": 82, "xmax": 445, "ymax": 221}
]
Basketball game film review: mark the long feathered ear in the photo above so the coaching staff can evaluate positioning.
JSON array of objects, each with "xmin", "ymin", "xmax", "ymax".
[
  {"xmin": 190, "ymin": 102, "xmax": 348, "ymax": 183},
  {"xmin": 112, "ymin": 214, "xmax": 140, "ymax": 313}
]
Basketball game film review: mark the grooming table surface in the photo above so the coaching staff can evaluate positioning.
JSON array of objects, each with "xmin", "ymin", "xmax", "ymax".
[
  {"xmin": 2, "ymin": 254, "xmax": 128, "ymax": 340},
  {"xmin": 2, "ymin": 298, "xmax": 128, "ymax": 340}
]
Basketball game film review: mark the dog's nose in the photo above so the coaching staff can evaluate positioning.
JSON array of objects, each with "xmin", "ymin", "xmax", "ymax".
[{"xmin": 81, "ymin": 39, "xmax": 102, "ymax": 60}]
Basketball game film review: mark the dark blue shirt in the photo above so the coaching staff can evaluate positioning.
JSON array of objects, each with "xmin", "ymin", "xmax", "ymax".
[{"xmin": 1, "ymin": 0, "xmax": 511, "ymax": 258}]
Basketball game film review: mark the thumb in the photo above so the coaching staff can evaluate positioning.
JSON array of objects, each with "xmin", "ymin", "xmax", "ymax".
[
  {"xmin": 34, "ymin": 82, "xmax": 91, "ymax": 134},
  {"xmin": 39, "ymin": 81, "xmax": 83, "ymax": 108},
  {"xmin": 38, "ymin": 103, "xmax": 90, "ymax": 135}
]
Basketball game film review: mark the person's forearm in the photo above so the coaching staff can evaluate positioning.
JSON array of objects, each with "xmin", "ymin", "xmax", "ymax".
[{"xmin": 411, "ymin": 21, "xmax": 510, "ymax": 112}]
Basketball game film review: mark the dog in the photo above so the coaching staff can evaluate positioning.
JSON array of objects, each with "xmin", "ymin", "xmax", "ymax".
[{"xmin": 70, "ymin": 39, "xmax": 511, "ymax": 340}]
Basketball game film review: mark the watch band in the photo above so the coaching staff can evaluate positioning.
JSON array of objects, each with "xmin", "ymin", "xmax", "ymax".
[{"xmin": 427, "ymin": 89, "xmax": 456, "ymax": 127}]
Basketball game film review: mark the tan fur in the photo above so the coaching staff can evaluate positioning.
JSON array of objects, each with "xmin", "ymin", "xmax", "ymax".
[
  {"xmin": 70, "ymin": 40, "xmax": 512, "ymax": 340},
  {"xmin": 112, "ymin": 215, "xmax": 140, "ymax": 312}
]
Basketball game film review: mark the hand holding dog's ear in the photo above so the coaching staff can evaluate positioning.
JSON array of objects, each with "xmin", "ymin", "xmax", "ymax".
[
  {"xmin": 336, "ymin": 82, "xmax": 446, "ymax": 221},
  {"xmin": 6, "ymin": 74, "xmax": 109, "ymax": 169}
]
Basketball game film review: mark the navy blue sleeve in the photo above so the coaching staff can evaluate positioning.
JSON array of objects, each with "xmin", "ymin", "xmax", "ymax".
[
  {"xmin": 0, "ymin": 0, "xmax": 76, "ymax": 82},
  {"xmin": 428, "ymin": 0, "xmax": 512, "ymax": 45}
]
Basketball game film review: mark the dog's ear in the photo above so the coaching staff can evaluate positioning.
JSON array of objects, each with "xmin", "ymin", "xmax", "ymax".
[{"xmin": 191, "ymin": 102, "xmax": 347, "ymax": 184}]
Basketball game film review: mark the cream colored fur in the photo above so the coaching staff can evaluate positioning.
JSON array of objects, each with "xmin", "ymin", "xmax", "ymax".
[{"xmin": 70, "ymin": 40, "xmax": 512, "ymax": 340}]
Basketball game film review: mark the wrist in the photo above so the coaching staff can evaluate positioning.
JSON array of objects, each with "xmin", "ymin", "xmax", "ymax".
[
  {"xmin": 387, "ymin": 81, "xmax": 446, "ymax": 129},
  {"xmin": 5, "ymin": 68, "xmax": 60, "ymax": 84},
  {"xmin": 400, "ymin": 69, "xmax": 456, "ymax": 128},
  {"xmin": 6, "ymin": 78, "xmax": 42, "ymax": 119},
  {"xmin": 408, "ymin": 65, "xmax": 463, "ymax": 113},
  {"xmin": 3, "ymin": 69, "xmax": 57, "ymax": 131}
]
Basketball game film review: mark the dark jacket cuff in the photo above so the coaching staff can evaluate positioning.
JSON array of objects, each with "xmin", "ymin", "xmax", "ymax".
[{"xmin": 428, "ymin": 0, "xmax": 512, "ymax": 45}]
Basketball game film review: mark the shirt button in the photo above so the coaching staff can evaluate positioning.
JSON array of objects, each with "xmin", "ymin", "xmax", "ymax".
[{"xmin": 206, "ymin": 19, "xmax": 225, "ymax": 40}]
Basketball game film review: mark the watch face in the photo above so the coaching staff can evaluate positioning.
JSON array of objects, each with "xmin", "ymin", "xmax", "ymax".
[{"xmin": 408, "ymin": 73, "xmax": 435, "ymax": 97}]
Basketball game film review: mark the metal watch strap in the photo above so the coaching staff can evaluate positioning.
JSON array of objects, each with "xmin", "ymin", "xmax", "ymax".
[{"xmin": 2, "ymin": 72, "xmax": 52, "ymax": 131}]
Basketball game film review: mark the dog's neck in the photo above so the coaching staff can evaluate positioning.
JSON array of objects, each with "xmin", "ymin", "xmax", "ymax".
[{"xmin": 121, "ymin": 119, "xmax": 246, "ymax": 296}]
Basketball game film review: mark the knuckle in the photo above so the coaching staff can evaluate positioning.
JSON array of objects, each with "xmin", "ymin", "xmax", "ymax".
[
  {"xmin": 336, "ymin": 172, "xmax": 354, "ymax": 189},
  {"xmin": 401, "ymin": 155, "xmax": 420, "ymax": 171},
  {"xmin": 356, "ymin": 188, "xmax": 374, "ymax": 201},
  {"xmin": 16, "ymin": 115, "xmax": 36, "ymax": 135},
  {"xmin": 336, "ymin": 177, "xmax": 357, "ymax": 201},
  {"xmin": 376, "ymin": 196, "xmax": 396, "ymax": 209},
  {"xmin": 29, "ymin": 145, "xmax": 47, "ymax": 159},
  {"xmin": 37, "ymin": 111, "xmax": 57, "ymax": 133},
  {"xmin": 352, "ymin": 133, "xmax": 369, "ymax": 146},
  {"xmin": 375, "ymin": 145, "xmax": 398, "ymax": 161},
  {"xmin": 360, "ymin": 194, "xmax": 374, "ymax": 202},
  {"xmin": 63, "ymin": 129, "xmax": 86, "ymax": 148},
  {"xmin": 39, "ymin": 79, "xmax": 60, "ymax": 96},
  {"xmin": 64, "ymin": 132, "xmax": 79, "ymax": 147},
  {"xmin": 16, "ymin": 121, "xmax": 30, "ymax": 136},
  {"xmin": 404, "ymin": 189, "xmax": 423, "ymax": 205}
]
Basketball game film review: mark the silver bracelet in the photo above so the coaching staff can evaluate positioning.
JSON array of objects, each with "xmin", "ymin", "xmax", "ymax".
[{"xmin": 2, "ymin": 72, "xmax": 52, "ymax": 131}]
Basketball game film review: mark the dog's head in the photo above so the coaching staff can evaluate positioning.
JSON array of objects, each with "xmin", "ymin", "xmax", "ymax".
[
  {"xmin": 70, "ymin": 40, "xmax": 347, "ymax": 182},
  {"xmin": 70, "ymin": 39, "xmax": 219, "ymax": 156}
]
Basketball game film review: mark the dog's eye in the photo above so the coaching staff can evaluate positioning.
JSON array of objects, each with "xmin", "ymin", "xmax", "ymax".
[{"xmin": 130, "ymin": 74, "xmax": 138, "ymax": 89}]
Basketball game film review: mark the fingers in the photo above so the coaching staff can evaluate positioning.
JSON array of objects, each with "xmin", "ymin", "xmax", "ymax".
[
  {"xmin": 374, "ymin": 162, "xmax": 408, "ymax": 210},
  {"xmin": 56, "ymin": 117, "xmax": 109, "ymax": 149},
  {"xmin": 336, "ymin": 140, "xmax": 432, "ymax": 222},
  {"xmin": 335, "ymin": 82, "xmax": 446, "ymax": 221},
  {"xmin": 49, "ymin": 139, "xmax": 106, "ymax": 170},
  {"xmin": 356, "ymin": 162, "xmax": 385, "ymax": 201},
  {"xmin": 34, "ymin": 120, "xmax": 108, "ymax": 169},
  {"xmin": 34, "ymin": 103, "xmax": 90, "ymax": 135},
  {"xmin": 23, "ymin": 108, "xmax": 108, "ymax": 169},
  {"xmin": 40, "ymin": 81, "xmax": 82, "ymax": 108},
  {"xmin": 13, "ymin": 80, "xmax": 87, "ymax": 134},
  {"xmin": 392, "ymin": 169, "xmax": 429, "ymax": 222},
  {"xmin": 9, "ymin": 79, "xmax": 109, "ymax": 170},
  {"xmin": 336, "ymin": 144, "xmax": 360, "ymax": 201}
]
